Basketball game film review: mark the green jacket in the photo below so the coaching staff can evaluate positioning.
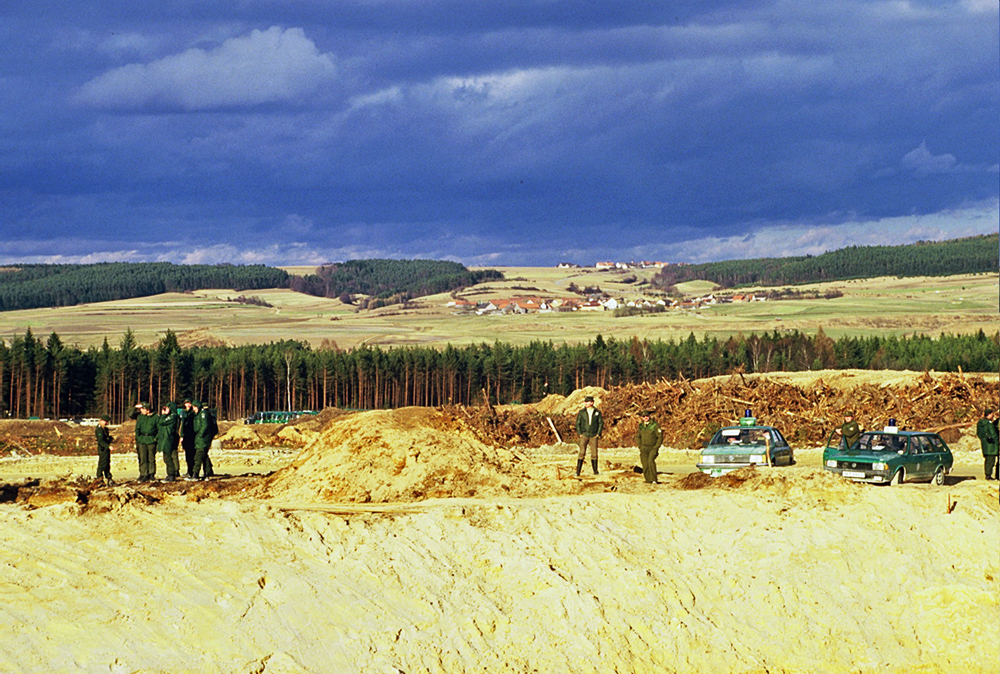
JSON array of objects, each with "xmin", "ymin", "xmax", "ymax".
[
  {"xmin": 977, "ymin": 417, "xmax": 999, "ymax": 455},
  {"xmin": 132, "ymin": 410, "xmax": 158, "ymax": 444},
  {"xmin": 95, "ymin": 425, "xmax": 114, "ymax": 452},
  {"xmin": 193, "ymin": 408, "xmax": 217, "ymax": 450},
  {"xmin": 841, "ymin": 420, "xmax": 861, "ymax": 449},
  {"xmin": 636, "ymin": 421, "xmax": 663, "ymax": 452},
  {"xmin": 156, "ymin": 403, "xmax": 181, "ymax": 453},
  {"xmin": 575, "ymin": 406, "xmax": 603, "ymax": 437}
]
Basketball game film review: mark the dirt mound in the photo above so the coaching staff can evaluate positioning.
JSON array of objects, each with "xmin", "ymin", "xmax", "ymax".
[
  {"xmin": 259, "ymin": 407, "xmax": 572, "ymax": 503},
  {"xmin": 674, "ymin": 465, "xmax": 861, "ymax": 504}
]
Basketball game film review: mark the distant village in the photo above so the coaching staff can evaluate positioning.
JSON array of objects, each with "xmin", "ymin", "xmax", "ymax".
[{"xmin": 448, "ymin": 260, "xmax": 769, "ymax": 315}]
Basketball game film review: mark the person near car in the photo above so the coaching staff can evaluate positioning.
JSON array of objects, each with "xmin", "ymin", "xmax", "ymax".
[
  {"xmin": 836, "ymin": 412, "xmax": 861, "ymax": 449},
  {"xmin": 95, "ymin": 414, "xmax": 115, "ymax": 486},
  {"xmin": 636, "ymin": 409, "xmax": 662, "ymax": 484},
  {"xmin": 976, "ymin": 408, "xmax": 999, "ymax": 481},
  {"xmin": 129, "ymin": 401, "xmax": 159, "ymax": 482},
  {"xmin": 157, "ymin": 402, "xmax": 182, "ymax": 482},
  {"xmin": 575, "ymin": 395, "xmax": 603, "ymax": 475}
]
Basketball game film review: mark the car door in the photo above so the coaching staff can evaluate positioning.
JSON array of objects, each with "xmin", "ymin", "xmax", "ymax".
[{"xmin": 910, "ymin": 435, "xmax": 930, "ymax": 479}]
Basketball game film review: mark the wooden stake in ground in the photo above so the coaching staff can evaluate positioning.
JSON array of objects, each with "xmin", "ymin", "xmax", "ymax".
[{"xmin": 546, "ymin": 416, "xmax": 562, "ymax": 444}]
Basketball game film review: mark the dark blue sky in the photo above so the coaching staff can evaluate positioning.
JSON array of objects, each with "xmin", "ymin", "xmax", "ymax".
[{"xmin": 1, "ymin": 1, "xmax": 997, "ymax": 266}]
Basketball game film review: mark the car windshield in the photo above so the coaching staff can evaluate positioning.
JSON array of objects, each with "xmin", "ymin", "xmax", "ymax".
[
  {"xmin": 857, "ymin": 432, "xmax": 907, "ymax": 453},
  {"xmin": 708, "ymin": 428, "xmax": 773, "ymax": 447}
]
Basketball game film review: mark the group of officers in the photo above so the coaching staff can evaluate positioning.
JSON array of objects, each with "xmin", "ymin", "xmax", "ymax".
[{"xmin": 92, "ymin": 399, "xmax": 218, "ymax": 486}]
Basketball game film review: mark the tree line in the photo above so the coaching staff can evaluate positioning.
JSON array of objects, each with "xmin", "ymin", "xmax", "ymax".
[
  {"xmin": 1, "ymin": 328, "xmax": 996, "ymax": 422},
  {"xmin": 0, "ymin": 263, "xmax": 290, "ymax": 312},
  {"xmin": 289, "ymin": 259, "xmax": 504, "ymax": 308},
  {"xmin": 652, "ymin": 234, "xmax": 999, "ymax": 290},
  {"xmin": 0, "ymin": 260, "xmax": 503, "ymax": 313}
]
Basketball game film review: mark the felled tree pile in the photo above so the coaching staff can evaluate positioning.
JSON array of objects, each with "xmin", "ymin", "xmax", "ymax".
[{"xmin": 456, "ymin": 372, "xmax": 998, "ymax": 449}]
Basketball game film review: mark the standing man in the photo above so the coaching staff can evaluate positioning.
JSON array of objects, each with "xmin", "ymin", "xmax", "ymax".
[
  {"xmin": 179, "ymin": 398, "xmax": 197, "ymax": 479},
  {"xmin": 95, "ymin": 414, "xmax": 115, "ymax": 486},
  {"xmin": 157, "ymin": 402, "xmax": 182, "ymax": 482},
  {"xmin": 976, "ymin": 408, "xmax": 999, "ymax": 481},
  {"xmin": 636, "ymin": 409, "xmax": 662, "ymax": 484},
  {"xmin": 837, "ymin": 411, "xmax": 861, "ymax": 450},
  {"xmin": 187, "ymin": 400, "xmax": 217, "ymax": 481},
  {"xmin": 575, "ymin": 395, "xmax": 603, "ymax": 475},
  {"xmin": 130, "ymin": 401, "xmax": 159, "ymax": 482}
]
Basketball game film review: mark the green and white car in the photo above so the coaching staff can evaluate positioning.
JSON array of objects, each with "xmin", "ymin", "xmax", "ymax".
[
  {"xmin": 697, "ymin": 416, "xmax": 794, "ymax": 476},
  {"xmin": 823, "ymin": 427, "xmax": 953, "ymax": 486}
]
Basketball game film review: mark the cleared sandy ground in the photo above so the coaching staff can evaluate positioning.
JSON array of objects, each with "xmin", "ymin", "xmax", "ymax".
[{"xmin": 0, "ymin": 375, "xmax": 998, "ymax": 673}]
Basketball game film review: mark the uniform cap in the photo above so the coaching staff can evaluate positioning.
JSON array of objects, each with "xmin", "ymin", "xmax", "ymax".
[
  {"xmin": 584, "ymin": 395, "xmax": 594, "ymax": 402},
  {"xmin": 100, "ymin": 414, "xmax": 111, "ymax": 422}
]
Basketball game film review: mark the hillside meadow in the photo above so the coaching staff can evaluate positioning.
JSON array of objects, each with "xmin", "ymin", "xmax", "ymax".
[{"xmin": 0, "ymin": 269, "xmax": 994, "ymax": 350}]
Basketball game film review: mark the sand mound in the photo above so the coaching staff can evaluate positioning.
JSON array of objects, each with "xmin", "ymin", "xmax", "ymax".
[
  {"xmin": 260, "ymin": 407, "xmax": 566, "ymax": 503},
  {"xmin": 675, "ymin": 465, "xmax": 862, "ymax": 505}
]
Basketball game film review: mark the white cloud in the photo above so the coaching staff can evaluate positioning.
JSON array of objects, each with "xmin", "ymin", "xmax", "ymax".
[
  {"xmin": 647, "ymin": 200, "xmax": 1000, "ymax": 263},
  {"xmin": 76, "ymin": 27, "xmax": 336, "ymax": 110}
]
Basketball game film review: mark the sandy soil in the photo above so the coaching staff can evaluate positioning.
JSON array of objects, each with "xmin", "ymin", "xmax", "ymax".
[{"xmin": 1, "ymin": 373, "xmax": 998, "ymax": 673}]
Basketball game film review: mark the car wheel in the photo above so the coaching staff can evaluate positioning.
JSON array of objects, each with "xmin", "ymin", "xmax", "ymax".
[
  {"xmin": 889, "ymin": 469, "xmax": 903, "ymax": 486},
  {"xmin": 932, "ymin": 467, "xmax": 945, "ymax": 486}
]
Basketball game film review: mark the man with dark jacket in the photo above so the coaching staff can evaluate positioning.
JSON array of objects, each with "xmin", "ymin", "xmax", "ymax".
[
  {"xmin": 636, "ymin": 410, "xmax": 663, "ymax": 484},
  {"xmin": 157, "ymin": 402, "xmax": 182, "ymax": 482},
  {"xmin": 130, "ymin": 402, "xmax": 159, "ymax": 482},
  {"xmin": 837, "ymin": 412, "xmax": 861, "ymax": 450},
  {"xmin": 179, "ymin": 399, "xmax": 197, "ymax": 478},
  {"xmin": 976, "ymin": 408, "xmax": 999, "ymax": 480},
  {"xmin": 575, "ymin": 395, "xmax": 603, "ymax": 475},
  {"xmin": 95, "ymin": 414, "xmax": 115, "ymax": 486}
]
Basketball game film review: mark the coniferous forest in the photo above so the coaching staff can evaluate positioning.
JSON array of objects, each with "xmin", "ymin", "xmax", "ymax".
[
  {"xmin": 651, "ymin": 233, "xmax": 998, "ymax": 290},
  {"xmin": 1, "ymin": 328, "xmax": 996, "ymax": 422}
]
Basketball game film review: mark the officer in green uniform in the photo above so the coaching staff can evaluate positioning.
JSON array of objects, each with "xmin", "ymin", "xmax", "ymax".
[
  {"xmin": 837, "ymin": 412, "xmax": 861, "ymax": 450},
  {"xmin": 179, "ymin": 399, "xmax": 197, "ymax": 478},
  {"xmin": 95, "ymin": 414, "xmax": 115, "ymax": 486},
  {"xmin": 636, "ymin": 410, "xmax": 663, "ymax": 484},
  {"xmin": 976, "ymin": 408, "xmax": 999, "ymax": 480},
  {"xmin": 157, "ymin": 402, "xmax": 182, "ymax": 482},
  {"xmin": 130, "ymin": 402, "xmax": 159, "ymax": 482},
  {"xmin": 186, "ymin": 400, "xmax": 217, "ymax": 481},
  {"xmin": 575, "ymin": 395, "xmax": 603, "ymax": 475}
]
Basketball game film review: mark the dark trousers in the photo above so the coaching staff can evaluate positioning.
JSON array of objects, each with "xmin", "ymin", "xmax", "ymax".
[
  {"xmin": 182, "ymin": 437, "xmax": 196, "ymax": 476},
  {"xmin": 193, "ymin": 445, "xmax": 211, "ymax": 478},
  {"xmin": 163, "ymin": 448, "xmax": 180, "ymax": 477},
  {"xmin": 136, "ymin": 442, "xmax": 157, "ymax": 479},
  {"xmin": 96, "ymin": 449, "xmax": 112, "ymax": 479},
  {"xmin": 639, "ymin": 447, "xmax": 659, "ymax": 483},
  {"xmin": 986, "ymin": 454, "xmax": 998, "ymax": 479}
]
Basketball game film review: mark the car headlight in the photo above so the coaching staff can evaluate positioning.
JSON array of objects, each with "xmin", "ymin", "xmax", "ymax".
[
  {"xmin": 825, "ymin": 460, "xmax": 837, "ymax": 467},
  {"xmin": 750, "ymin": 455, "xmax": 764, "ymax": 463},
  {"xmin": 873, "ymin": 462, "xmax": 888, "ymax": 471},
  {"xmin": 702, "ymin": 455, "xmax": 714, "ymax": 464}
]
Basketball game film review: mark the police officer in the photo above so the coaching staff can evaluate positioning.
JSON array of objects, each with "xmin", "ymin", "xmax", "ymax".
[
  {"xmin": 179, "ymin": 399, "xmax": 197, "ymax": 478},
  {"xmin": 976, "ymin": 408, "xmax": 999, "ymax": 480},
  {"xmin": 157, "ymin": 402, "xmax": 182, "ymax": 482},
  {"xmin": 575, "ymin": 395, "xmax": 603, "ymax": 475},
  {"xmin": 95, "ymin": 414, "xmax": 115, "ymax": 486},
  {"xmin": 186, "ymin": 400, "xmax": 217, "ymax": 481},
  {"xmin": 130, "ymin": 402, "xmax": 158, "ymax": 482},
  {"xmin": 837, "ymin": 412, "xmax": 861, "ymax": 450},
  {"xmin": 636, "ymin": 409, "xmax": 663, "ymax": 484}
]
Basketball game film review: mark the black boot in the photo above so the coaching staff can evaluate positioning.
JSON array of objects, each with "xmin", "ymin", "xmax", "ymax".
[
  {"xmin": 575, "ymin": 460, "xmax": 584, "ymax": 476},
  {"xmin": 591, "ymin": 459, "xmax": 599, "ymax": 475}
]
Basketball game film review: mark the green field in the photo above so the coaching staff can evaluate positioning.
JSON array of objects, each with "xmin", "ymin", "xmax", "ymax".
[{"xmin": 0, "ymin": 270, "xmax": 995, "ymax": 349}]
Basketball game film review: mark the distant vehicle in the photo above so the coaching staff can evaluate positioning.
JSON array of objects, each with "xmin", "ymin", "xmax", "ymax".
[
  {"xmin": 823, "ymin": 424, "xmax": 953, "ymax": 486},
  {"xmin": 243, "ymin": 410, "xmax": 319, "ymax": 424},
  {"xmin": 78, "ymin": 418, "xmax": 101, "ymax": 426},
  {"xmin": 697, "ymin": 413, "xmax": 794, "ymax": 476}
]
